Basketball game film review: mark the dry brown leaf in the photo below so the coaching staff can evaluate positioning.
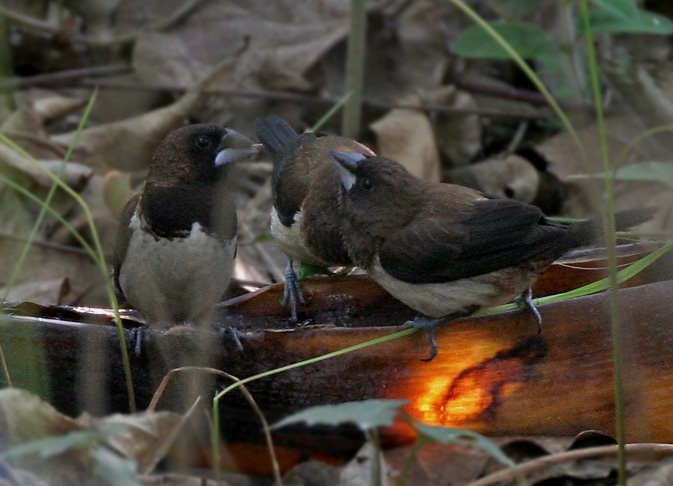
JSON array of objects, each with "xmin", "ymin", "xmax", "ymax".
[
  {"xmin": 370, "ymin": 106, "xmax": 441, "ymax": 182},
  {"xmin": 446, "ymin": 155, "xmax": 540, "ymax": 203},
  {"xmin": 133, "ymin": 2, "xmax": 351, "ymax": 91},
  {"xmin": 533, "ymin": 115, "xmax": 673, "ymax": 216},
  {"xmin": 51, "ymin": 88, "xmax": 200, "ymax": 172},
  {"xmin": 426, "ymin": 85, "xmax": 482, "ymax": 168},
  {"xmin": 339, "ymin": 441, "xmax": 387, "ymax": 486},
  {"xmin": 385, "ymin": 442, "xmax": 489, "ymax": 485},
  {"xmin": 0, "ymin": 237, "xmax": 106, "ymax": 306},
  {"xmin": 283, "ymin": 460, "xmax": 342, "ymax": 486},
  {"xmin": 0, "ymin": 388, "xmax": 187, "ymax": 484},
  {"xmin": 31, "ymin": 94, "xmax": 88, "ymax": 124},
  {"xmin": 103, "ymin": 170, "xmax": 134, "ymax": 220},
  {"xmin": 629, "ymin": 457, "xmax": 673, "ymax": 486},
  {"xmin": 1, "ymin": 278, "xmax": 70, "ymax": 305},
  {"xmin": 77, "ymin": 410, "xmax": 185, "ymax": 474},
  {"xmin": 0, "ymin": 142, "xmax": 92, "ymax": 188},
  {"xmin": 0, "ymin": 388, "xmax": 79, "ymax": 443}
]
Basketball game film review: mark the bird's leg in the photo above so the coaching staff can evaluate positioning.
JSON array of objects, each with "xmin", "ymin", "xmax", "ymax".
[
  {"xmin": 281, "ymin": 259, "xmax": 306, "ymax": 322},
  {"xmin": 516, "ymin": 286, "xmax": 542, "ymax": 333},
  {"xmin": 215, "ymin": 325, "xmax": 244, "ymax": 353},
  {"xmin": 128, "ymin": 327, "xmax": 145, "ymax": 357},
  {"xmin": 406, "ymin": 310, "xmax": 473, "ymax": 362}
]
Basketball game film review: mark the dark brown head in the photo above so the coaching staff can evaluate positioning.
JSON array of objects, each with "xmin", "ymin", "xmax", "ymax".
[
  {"xmin": 141, "ymin": 124, "xmax": 255, "ymax": 238},
  {"xmin": 331, "ymin": 152, "xmax": 424, "ymax": 235},
  {"xmin": 146, "ymin": 124, "xmax": 256, "ymax": 188}
]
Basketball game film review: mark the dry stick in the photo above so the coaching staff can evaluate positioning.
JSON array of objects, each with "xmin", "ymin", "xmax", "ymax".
[
  {"xmin": 0, "ymin": 64, "xmax": 132, "ymax": 90},
  {"xmin": 148, "ymin": 366, "xmax": 283, "ymax": 486},
  {"xmin": 466, "ymin": 443, "xmax": 673, "ymax": 486},
  {"xmin": 452, "ymin": 78, "xmax": 597, "ymax": 113},
  {"xmin": 0, "ymin": 231, "xmax": 88, "ymax": 255},
  {"xmin": 0, "ymin": 6, "xmax": 59, "ymax": 35},
  {"xmin": 73, "ymin": 79, "xmax": 551, "ymax": 120},
  {"xmin": 0, "ymin": 131, "xmax": 69, "ymax": 158}
]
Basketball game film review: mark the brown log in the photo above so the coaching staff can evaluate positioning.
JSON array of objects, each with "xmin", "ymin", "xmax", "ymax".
[{"xmin": 0, "ymin": 246, "xmax": 671, "ymax": 473}]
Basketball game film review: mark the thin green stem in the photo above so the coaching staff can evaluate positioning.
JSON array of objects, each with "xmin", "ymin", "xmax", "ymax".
[
  {"xmin": 371, "ymin": 428, "xmax": 382, "ymax": 486},
  {"xmin": 3, "ymin": 91, "xmax": 96, "ymax": 302},
  {"xmin": 578, "ymin": 1, "xmax": 625, "ymax": 483},
  {"xmin": 615, "ymin": 124, "xmax": 673, "ymax": 169},
  {"xmin": 211, "ymin": 327, "xmax": 417, "ymax": 477},
  {"xmin": 341, "ymin": 0, "xmax": 367, "ymax": 139},
  {"xmin": 396, "ymin": 439, "xmax": 425, "ymax": 486},
  {"xmin": 0, "ymin": 107, "xmax": 136, "ymax": 411},
  {"xmin": 447, "ymin": 0, "xmax": 601, "ymax": 198},
  {"xmin": 483, "ymin": 239, "xmax": 673, "ymax": 315},
  {"xmin": 309, "ymin": 91, "xmax": 353, "ymax": 133}
]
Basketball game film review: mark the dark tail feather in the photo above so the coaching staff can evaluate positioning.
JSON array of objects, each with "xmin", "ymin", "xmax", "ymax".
[
  {"xmin": 254, "ymin": 115, "xmax": 299, "ymax": 159},
  {"xmin": 565, "ymin": 207, "xmax": 656, "ymax": 247},
  {"xmin": 614, "ymin": 207, "xmax": 657, "ymax": 231}
]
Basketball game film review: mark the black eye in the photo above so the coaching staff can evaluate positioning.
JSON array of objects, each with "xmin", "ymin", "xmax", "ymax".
[
  {"xmin": 195, "ymin": 136, "xmax": 211, "ymax": 149},
  {"xmin": 360, "ymin": 178, "xmax": 373, "ymax": 191}
]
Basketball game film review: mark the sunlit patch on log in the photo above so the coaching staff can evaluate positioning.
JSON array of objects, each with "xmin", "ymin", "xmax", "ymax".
[{"xmin": 440, "ymin": 336, "xmax": 547, "ymax": 423}]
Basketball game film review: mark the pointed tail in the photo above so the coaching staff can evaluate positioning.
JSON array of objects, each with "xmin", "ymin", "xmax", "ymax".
[
  {"xmin": 565, "ymin": 207, "xmax": 656, "ymax": 247},
  {"xmin": 254, "ymin": 115, "xmax": 299, "ymax": 160}
]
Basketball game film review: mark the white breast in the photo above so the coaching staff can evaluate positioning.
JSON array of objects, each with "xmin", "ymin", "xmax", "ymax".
[
  {"xmin": 270, "ymin": 207, "xmax": 327, "ymax": 266},
  {"xmin": 119, "ymin": 211, "xmax": 235, "ymax": 326}
]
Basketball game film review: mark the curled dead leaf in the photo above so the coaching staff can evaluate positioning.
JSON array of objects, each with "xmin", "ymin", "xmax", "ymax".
[
  {"xmin": 370, "ymin": 105, "xmax": 441, "ymax": 182},
  {"xmin": 426, "ymin": 85, "xmax": 482, "ymax": 168},
  {"xmin": 446, "ymin": 154, "xmax": 539, "ymax": 203}
]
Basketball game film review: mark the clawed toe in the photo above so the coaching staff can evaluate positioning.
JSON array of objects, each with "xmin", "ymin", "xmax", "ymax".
[
  {"xmin": 282, "ymin": 260, "xmax": 306, "ymax": 322},
  {"xmin": 517, "ymin": 286, "xmax": 542, "ymax": 333},
  {"xmin": 128, "ymin": 327, "xmax": 145, "ymax": 357}
]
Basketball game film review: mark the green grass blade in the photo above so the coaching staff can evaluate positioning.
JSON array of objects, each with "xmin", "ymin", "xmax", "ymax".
[
  {"xmin": 308, "ymin": 90, "xmax": 353, "ymax": 133},
  {"xmin": 2, "ymin": 90, "xmax": 98, "ymax": 302},
  {"xmin": 0, "ymin": 92, "xmax": 136, "ymax": 411}
]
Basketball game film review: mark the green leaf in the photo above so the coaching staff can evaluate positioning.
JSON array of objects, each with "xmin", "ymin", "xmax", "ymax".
[
  {"xmin": 415, "ymin": 422, "xmax": 515, "ymax": 468},
  {"xmin": 0, "ymin": 426, "xmax": 126, "ymax": 461},
  {"xmin": 92, "ymin": 446, "xmax": 140, "ymax": 486},
  {"xmin": 580, "ymin": 8, "xmax": 673, "ymax": 35},
  {"xmin": 486, "ymin": 0, "xmax": 548, "ymax": 19},
  {"xmin": 272, "ymin": 399, "xmax": 408, "ymax": 431},
  {"xmin": 250, "ymin": 233, "xmax": 275, "ymax": 244},
  {"xmin": 612, "ymin": 161, "xmax": 673, "ymax": 187},
  {"xmin": 571, "ymin": 162, "xmax": 673, "ymax": 187},
  {"xmin": 590, "ymin": 0, "xmax": 638, "ymax": 20},
  {"xmin": 298, "ymin": 262, "xmax": 333, "ymax": 279},
  {"xmin": 451, "ymin": 21, "xmax": 555, "ymax": 59}
]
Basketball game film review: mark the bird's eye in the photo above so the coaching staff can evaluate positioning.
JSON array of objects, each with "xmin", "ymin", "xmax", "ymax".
[
  {"xmin": 195, "ymin": 136, "xmax": 211, "ymax": 148},
  {"xmin": 360, "ymin": 178, "xmax": 373, "ymax": 191}
]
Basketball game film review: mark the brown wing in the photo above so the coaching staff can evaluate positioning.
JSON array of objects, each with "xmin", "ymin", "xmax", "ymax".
[
  {"xmin": 379, "ymin": 197, "xmax": 570, "ymax": 283},
  {"xmin": 112, "ymin": 192, "xmax": 140, "ymax": 298}
]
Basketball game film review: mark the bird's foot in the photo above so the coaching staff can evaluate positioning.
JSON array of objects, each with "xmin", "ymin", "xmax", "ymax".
[
  {"xmin": 128, "ymin": 327, "xmax": 146, "ymax": 357},
  {"xmin": 516, "ymin": 286, "xmax": 542, "ymax": 333},
  {"xmin": 216, "ymin": 326, "xmax": 244, "ymax": 353},
  {"xmin": 281, "ymin": 260, "xmax": 306, "ymax": 322},
  {"xmin": 405, "ymin": 312, "xmax": 470, "ymax": 362}
]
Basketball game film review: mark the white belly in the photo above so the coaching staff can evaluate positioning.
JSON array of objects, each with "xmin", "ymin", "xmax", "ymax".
[
  {"xmin": 119, "ymin": 213, "xmax": 235, "ymax": 326},
  {"xmin": 270, "ymin": 208, "xmax": 326, "ymax": 266},
  {"xmin": 369, "ymin": 257, "xmax": 532, "ymax": 318}
]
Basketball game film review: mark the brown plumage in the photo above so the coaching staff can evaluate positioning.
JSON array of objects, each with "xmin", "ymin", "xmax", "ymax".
[
  {"xmin": 255, "ymin": 115, "xmax": 375, "ymax": 321},
  {"xmin": 113, "ymin": 124, "xmax": 257, "ymax": 327},
  {"xmin": 332, "ymin": 151, "xmax": 655, "ymax": 360}
]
